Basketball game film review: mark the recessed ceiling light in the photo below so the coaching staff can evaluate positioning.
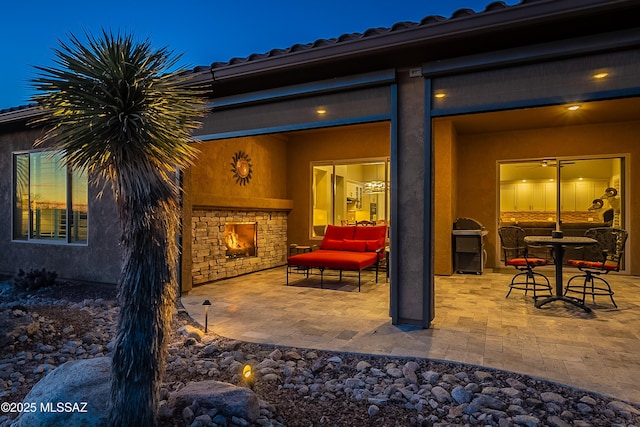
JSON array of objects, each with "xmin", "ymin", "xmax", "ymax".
[
  {"xmin": 434, "ymin": 92, "xmax": 446, "ymax": 99},
  {"xmin": 593, "ymin": 71, "xmax": 609, "ymax": 79},
  {"xmin": 567, "ymin": 105, "xmax": 581, "ymax": 111},
  {"xmin": 316, "ymin": 108, "xmax": 327, "ymax": 115}
]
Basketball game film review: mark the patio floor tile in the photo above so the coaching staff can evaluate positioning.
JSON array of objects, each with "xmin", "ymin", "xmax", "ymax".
[{"xmin": 181, "ymin": 267, "xmax": 640, "ymax": 404}]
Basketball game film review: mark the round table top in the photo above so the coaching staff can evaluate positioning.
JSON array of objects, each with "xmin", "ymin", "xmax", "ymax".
[{"xmin": 524, "ymin": 235, "xmax": 597, "ymax": 245}]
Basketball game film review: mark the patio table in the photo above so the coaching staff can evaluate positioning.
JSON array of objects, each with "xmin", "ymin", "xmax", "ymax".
[{"xmin": 524, "ymin": 235, "xmax": 597, "ymax": 313}]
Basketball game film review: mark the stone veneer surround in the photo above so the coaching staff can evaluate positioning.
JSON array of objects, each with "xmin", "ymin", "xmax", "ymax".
[{"xmin": 192, "ymin": 209, "xmax": 288, "ymax": 285}]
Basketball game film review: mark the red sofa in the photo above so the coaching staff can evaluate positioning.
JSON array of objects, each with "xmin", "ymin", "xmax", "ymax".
[{"xmin": 287, "ymin": 224, "xmax": 387, "ymax": 291}]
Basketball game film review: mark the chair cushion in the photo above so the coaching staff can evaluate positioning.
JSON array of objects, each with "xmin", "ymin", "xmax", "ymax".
[
  {"xmin": 323, "ymin": 225, "xmax": 356, "ymax": 241},
  {"xmin": 341, "ymin": 240, "xmax": 367, "ymax": 252},
  {"xmin": 506, "ymin": 257, "xmax": 548, "ymax": 267},
  {"xmin": 288, "ymin": 250, "xmax": 378, "ymax": 270},
  {"xmin": 353, "ymin": 225, "xmax": 387, "ymax": 249},
  {"xmin": 364, "ymin": 240, "xmax": 381, "ymax": 252},
  {"xmin": 320, "ymin": 239, "xmax": 343, "ymax": 250},
  {"xmin": 567, "ymin": 259, "xmax": 619, "ymax": 271}
]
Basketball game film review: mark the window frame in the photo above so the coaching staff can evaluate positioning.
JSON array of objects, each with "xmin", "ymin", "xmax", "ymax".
[
  {"xmin": 310, "ymin": 157, "xmax": 390, "ymax": 240},
  {"xmin": 12, "ymin": 149, "xmax": 89, "ymax": 245}
]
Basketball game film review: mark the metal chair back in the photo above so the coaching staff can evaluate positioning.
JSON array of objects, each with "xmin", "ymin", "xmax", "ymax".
[
  {"xmin": 582, "ymin": 227, "xmax": 628, "ymax": 272},
  {"xmin": 498, "ymin": 226, "xmax": 527, "ymax": 264}
]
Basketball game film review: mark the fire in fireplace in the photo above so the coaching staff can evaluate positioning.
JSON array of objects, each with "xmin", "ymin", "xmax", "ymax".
[{"xmin": 225, "ymin": 222, "xmax": 257, "ymax": 259}]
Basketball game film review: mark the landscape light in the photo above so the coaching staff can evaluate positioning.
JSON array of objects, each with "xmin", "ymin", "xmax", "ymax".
[{"xmin": 202, "ymin": 300, "xmax": 212, "ymax": 333}]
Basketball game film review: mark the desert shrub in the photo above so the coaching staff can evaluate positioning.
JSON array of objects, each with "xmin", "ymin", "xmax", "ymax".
[{"xmin": 12, "ymin": 268, "xmax": 58, "ymax": 291}]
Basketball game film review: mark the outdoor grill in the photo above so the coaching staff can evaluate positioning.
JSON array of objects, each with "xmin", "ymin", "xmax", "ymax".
[{"xmin": 452, "ymin": 217, "xmax": 488, "ymax": 274}]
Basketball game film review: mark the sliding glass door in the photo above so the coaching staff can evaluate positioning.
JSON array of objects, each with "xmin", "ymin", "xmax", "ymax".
[
  {"xmin": 500, "ymin": 156, "xmax": 624, "ymax": 238},
  {"xmin": 312, "ymin": 158, "xmax": 390, "ymax": 237}
]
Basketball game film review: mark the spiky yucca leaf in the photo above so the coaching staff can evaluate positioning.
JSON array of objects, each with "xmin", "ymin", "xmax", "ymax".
[
  {"xmin": 31, "ymin": 30, "xmax": 208, "ymax": 427},
  {"xmin": 31, "ymin": 30, "xmax": 206, "ymax": 202}
]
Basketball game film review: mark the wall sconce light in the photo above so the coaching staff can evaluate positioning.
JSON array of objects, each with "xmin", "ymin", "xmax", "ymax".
[
  {"xmin": 202, "ymin": 300, "xmax": 212, "ymax": 333},
  {"xmin": 242, "ymin": 364, "xmax": 255, "ymax": 389}
]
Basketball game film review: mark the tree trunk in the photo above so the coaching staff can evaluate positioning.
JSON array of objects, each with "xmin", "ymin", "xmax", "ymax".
[{"xmin": 109, "ymin": 192, "xmax": 179, "ymax": 426}]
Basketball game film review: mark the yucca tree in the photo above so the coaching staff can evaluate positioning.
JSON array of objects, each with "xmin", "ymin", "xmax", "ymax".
[{"xmin": 31, "ymin": 30, "xmax": 208, "ymax": 426}]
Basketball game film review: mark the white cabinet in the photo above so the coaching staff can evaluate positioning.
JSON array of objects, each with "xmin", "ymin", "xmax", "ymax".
[
  {"xmin": 500, "ymin": 183, "xmax": 516, "ymax": 211},
  {"xmin": 513, "ymin": 182, "xmax": 549, "ymax": 211},
  {"xmin": 502, "ymin": 179, "xmax": 609, "ymax": 212},
  {"xmin": 560, "ymin": 182, "xmax": 576, "ymax": 211},
  {"xmin": 544, "ymin": 182, "xmax": 557, "ymax": 211}
]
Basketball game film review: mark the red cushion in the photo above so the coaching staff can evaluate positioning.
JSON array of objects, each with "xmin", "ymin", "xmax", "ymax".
[
  {"xmin": 320, "ymin": 239, "xmax": 343, "ymax": 250},
  {"xmin": 288, "ymin": 250, "xmax": 378, "ymax": 270},
  {"xmin": 506, "ymin": 257, "xmax": 548, "ymax": 267},
  {"xmin": 341, "ymin": 240, "xmax": 367, "ymax": 252},
  {"xmin": 353, "ymin": 225, "xmax": 387, "ymax": 248},
  {"xmin": 364, "ymin": 240, "xmax": 381, "ymax": 252},
  {"xmin": 567, "ymin": 259, "xmax": 619, "ymax": 270},
  {"xmin": 324, "ymin": 225, "xmax": 356, "ymax": 240}
]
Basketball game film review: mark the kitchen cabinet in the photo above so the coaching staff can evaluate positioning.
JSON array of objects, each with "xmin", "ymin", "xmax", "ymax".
[{"xmin": 501, "ymin": 179, "xmax": 608, "ymax": 212}]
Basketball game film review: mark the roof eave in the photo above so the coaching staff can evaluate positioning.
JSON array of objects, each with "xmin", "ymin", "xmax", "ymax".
[
  {"xmin": 0, "ymin": 105, "xmax": 41, "ymax": 126},
  {"xmin": 210, "ymin": 0, "xmax": 640, "ymax": 82}
]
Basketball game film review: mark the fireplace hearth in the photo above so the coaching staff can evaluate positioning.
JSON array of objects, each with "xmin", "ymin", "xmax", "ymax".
[
  {"xmin": 225, "ymin": 222, "xmax": 257, "ymax": 259},
  {"xmin": 191, "ymin": 209, "xmax": 288, "ymax": 285}
]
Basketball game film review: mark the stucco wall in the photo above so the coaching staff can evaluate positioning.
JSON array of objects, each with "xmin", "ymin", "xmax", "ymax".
[
  {"xmin": 433, "ymin": 120, "xmax": 458, "ymax": 275},
  {"xmin": 191, "ymin": 134, "xmax": 289, "ymax": 202},
  {"xmin": 452, "ymin": 120, "xmax": 640, "ymax": 275},
  {"xmin": 0, "ymin": 128, "xmax": 121, "ymax": 284}
]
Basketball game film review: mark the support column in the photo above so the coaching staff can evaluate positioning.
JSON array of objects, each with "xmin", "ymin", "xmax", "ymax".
[{"xmin": 391, "ymin": 69, "xmax": 433, "ymax": 327}]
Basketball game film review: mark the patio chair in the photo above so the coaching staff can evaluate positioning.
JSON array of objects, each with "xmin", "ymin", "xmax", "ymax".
[
  {"xmin": 498, "ymin": 226, "xmax": 552, "ymax": 299},
  {"xmin": 565, "ymin": 227, "xmax": 628, "ymax": 308}
]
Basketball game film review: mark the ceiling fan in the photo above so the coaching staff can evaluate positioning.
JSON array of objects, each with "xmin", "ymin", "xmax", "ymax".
[{"xmin": 514, "ymin": 159, "xmax": 576, "ymax": 168}]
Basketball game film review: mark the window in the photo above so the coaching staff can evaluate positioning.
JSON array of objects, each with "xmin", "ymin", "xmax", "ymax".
[
  {"xmin": 311, "ymin": 158, "xmax": 390, "ymax": 237},
  {"xmin": 13, "ymin": 151, "xmax": 88, "ymax": 243}
]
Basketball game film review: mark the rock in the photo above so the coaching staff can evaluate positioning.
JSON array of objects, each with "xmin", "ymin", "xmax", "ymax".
[
  {"xmin": 169, "ymin": 380, "xmax": 260, "ymax": 422},
  {"xmin": 431, "ymin": 386, "xmax": 451, "ymax": 403},
  {"xmin": 268, "ymin": 349, "xmax": 282, "ymax": 360},
  {"xmin": 284, "ymin": 350, "xmax": 302, "ymax": 361},
  {"xmin": 368, "ymin": 404, "xmax": 380, "ymax": 416},
  {"xmin": 356, "ymin": 361, "xmax": 371, "ymax": 372},
  {"xmin": 402, "ymin": 364, "xmax": 418, "ymax": 383},
  {"xmin": 547, "ymin": 415, "xmax": 572, "ymax": 427},
  {"xmin": 182, "ymin": 405, "xmax": 195, "ymax": 424},
  {"xmin": 607, "ymin": 400, "xmax": 640, "ymax": 415},
  {"xmin": 513, "ymin": 414, "xmax": 540, "ymax": 427},
  {"xmin": 203, "ymin": 342, "xmax": 219, "ymax": 355},
  {"xmin": 474, "ymin": 370, "xmax": 494, "ymax": 382},
  {"xmin": 12, "ymin": 357, "xmax": 111, "ymax": 427},
  {"xmin": 422, "ymin": 370, "xmax": 440, "ymax": 384},
  {"xmin": 541, "ymin": 392, "xmax": 566, "ymax": 405},
  {"xmin": 451, "ymin": 385, "xmax": 474, "ymax": 404},
  {"xmin": 177, "ymin": 325, "xmax": 204, "ymax": 342}
]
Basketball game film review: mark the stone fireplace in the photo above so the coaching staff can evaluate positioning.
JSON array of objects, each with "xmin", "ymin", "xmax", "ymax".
[
  {"xmin": 225, "ymin": 222, "xmax": 257, "ymax": 258},
  {"xmin": 191, "ymin": 209, "xmax": 288, "ymax": 285}
]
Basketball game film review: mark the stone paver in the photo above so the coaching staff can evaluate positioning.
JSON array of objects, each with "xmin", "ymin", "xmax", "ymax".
[{"xmin": 181, "ymin": 267, "xmax": 640, "ymax": 404}]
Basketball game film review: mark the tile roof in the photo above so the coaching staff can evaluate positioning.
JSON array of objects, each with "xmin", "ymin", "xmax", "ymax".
[
  {"xmin": 5, "ymin": 0, "xmax": 636, "ymax": 116},
  {"xmin": 205, "ymin": 1, "xmax": 516, "ymax": 73},
  {"xmin": 4, "ymin": 2, "xmax": 514, "ymax": 116}
]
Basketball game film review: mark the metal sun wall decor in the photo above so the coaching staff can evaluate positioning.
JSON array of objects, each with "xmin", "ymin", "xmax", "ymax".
[{"xmin": 231, "ymin": 150, "xmax": 253, "ymax": 185}]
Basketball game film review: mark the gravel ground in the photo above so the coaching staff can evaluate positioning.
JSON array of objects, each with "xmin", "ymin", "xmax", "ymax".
[{"xmin": 1, "ymin": 279, "xmax": 640, "ymax": 426}]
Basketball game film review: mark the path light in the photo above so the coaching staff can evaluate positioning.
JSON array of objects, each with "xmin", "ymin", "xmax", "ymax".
[
  {"xmin": 202, "ymin": 300, "xmax": 212, "ymax": 333},
  {"xmin": 243, "ymin": 364, "xmax": 255, "ymax": 390}
]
